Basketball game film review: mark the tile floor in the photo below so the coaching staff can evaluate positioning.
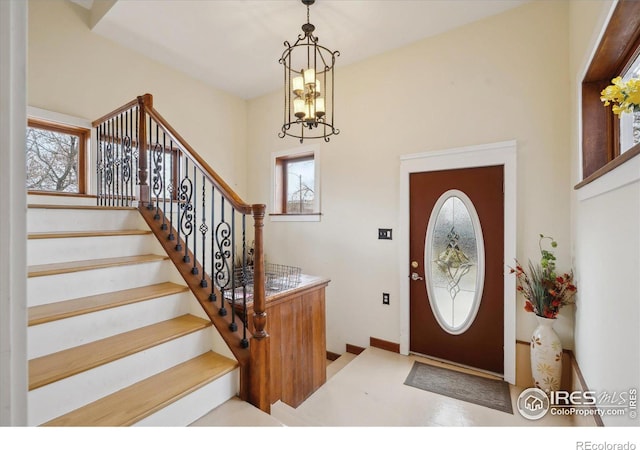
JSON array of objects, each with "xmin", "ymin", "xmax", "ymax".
[
  {"xmin": 188, "ymin": 347, "xmax": 627, "ymax": 449},
  {"xmin": 191, "ymin": 346, "xmax": 590, "ymax": 427}
]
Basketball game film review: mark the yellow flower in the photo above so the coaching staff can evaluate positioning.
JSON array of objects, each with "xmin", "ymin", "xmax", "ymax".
[
  {"xmin": 612, "ymin": 104, "xmax": 627, "ymax": 115},
  {"xmin": 627, "ymin": 80, "xmax": 640, "ymax": 106},
  {"xmin": 601, "ymin": 76, "xmax": 640, "ymax": 116},
  {"xmin": 600, "ymin": 81, "xmax": 623, "ymax": 105}
]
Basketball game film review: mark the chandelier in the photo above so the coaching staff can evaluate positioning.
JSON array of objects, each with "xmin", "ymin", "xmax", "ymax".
[{"xmin": 279, "ymin": 0, "xmax": 339, "ymax": 143}]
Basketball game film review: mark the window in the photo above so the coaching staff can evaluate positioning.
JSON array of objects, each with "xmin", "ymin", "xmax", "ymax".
[
  {"xmin": 281, "ymin": 155, "xmax": 315, "ymax": 214},
  {"xmin": 271, "ymin": 146, "xmax": 321, "ymax": 221},
  {"xmin": 578, "ymin": 0, "xmax": 640, "ymax": 188},
  {"xmin": 619, "ymin": 53, "xmax": 640, "ymax": 154},
  {"xmin": 26, "ymin": 118, "xmax": 89, "ymax": 194}
]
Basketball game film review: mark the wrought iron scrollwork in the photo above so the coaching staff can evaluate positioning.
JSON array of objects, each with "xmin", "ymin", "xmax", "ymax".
[
  {"xmin": 151, "ymin": 142, "xmax": 164, "ymax": 217},
  {"xmin": 214, "ymin": 214, "xmax": 232, "ymax": 316},
  {"xmin": 178, "ymin": 175, "xmax": 194, "ymax": 263},
  {"xmin": 105, "ymin": 142, "xmax": 114, "ymax": 188},
  {"xmin": 122, "ymin": 136, "xmax": 132, "ymax": 184}
]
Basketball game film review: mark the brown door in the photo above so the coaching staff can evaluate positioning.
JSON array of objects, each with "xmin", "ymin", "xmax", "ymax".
[{"xmin": 409, "ymin": 165, "xmax": 504, "ymax": 374}]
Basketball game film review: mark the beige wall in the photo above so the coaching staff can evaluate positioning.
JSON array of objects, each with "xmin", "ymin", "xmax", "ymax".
[
  {"xmin": 569, "ymin": 0, "xmax": 639, "ymax": 427},
  {"xmin": 247, "ymin": 1, "xmax": 573, "ymax": 355},
  {"xmin": 27, "ymin": 0, "xmax": 248, "ymax": 198},
  {"xmin": 29, "ymin": 2, "xmax": 638, "ymax": 421}
]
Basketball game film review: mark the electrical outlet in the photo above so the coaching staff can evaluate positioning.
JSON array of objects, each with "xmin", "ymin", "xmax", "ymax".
[
  {"xmin": 383, "ymin": 293, "xmax": 390, "ymax": 305},
  {"xmin": 378, "ymin": 228, "xmax": 392, "ymax": 240}
]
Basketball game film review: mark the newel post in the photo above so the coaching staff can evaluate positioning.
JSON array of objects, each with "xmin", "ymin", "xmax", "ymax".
[
  {"xmin": 136, "ymin": 94, "xmax": 153, "ymax": 206},
  {"xmin": 249, "ymin": 203, "xmax": 270, "ymax": 413}
]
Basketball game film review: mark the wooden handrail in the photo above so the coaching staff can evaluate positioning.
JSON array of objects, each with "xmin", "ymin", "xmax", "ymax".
[
  {"xmin": 91, "ymin": 94, "xmax": 152, "ymax": 128},
  {"xmin": 145, "ymin": 106, "xmax": 252, "ymax": 215}
]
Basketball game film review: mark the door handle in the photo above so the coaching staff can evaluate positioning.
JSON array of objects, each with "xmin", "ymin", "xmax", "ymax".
[{"xmin": 411, "ymin": 272, "xmax": 424, "ymax": 281}]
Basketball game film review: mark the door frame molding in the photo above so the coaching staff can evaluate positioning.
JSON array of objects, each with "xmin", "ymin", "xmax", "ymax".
[{"xmin": 399, "ymin": 140, "xmax": 517, "ymax": 384}]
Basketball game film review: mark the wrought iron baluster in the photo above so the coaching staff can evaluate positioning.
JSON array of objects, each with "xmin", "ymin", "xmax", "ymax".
[
  {"xmin": 160, "ymin": 132, "xmax": 167, "ymax": 230},
  {"xmin": 175, "ymin": 152, "xmax": 183, "ymax": 252},
  {"xmin": 179, "ymin": 158, "xmax": 193, "ymax": 263},
  {"xmin": 105, "ymin": 119, "xmax": 114, "ymax": 207},
  {"xmin": 167, "ymin": 141, "xmax": 175, "ymax": 241},
  {"xmin": 191, "ymin": 166, "xmax": 198, "ymax": 275},
  {"xmin": 147, "ymin": 115, "xmax": 153, "ymax": 207},
  {"xmin": 215, "ymin": 197, "xmax": 231, "ymax": 317},
  {"xmin": 151, "ymin": 123, "xmax": 162, "ymax": 215},
  {"xmin": 120, "ymin": 112, "xmax": 127, "ymax": 205},
  {"xmin": 115, "ymin": 114, "xmax": 121, "ymax": 205},
  {"xmin": 199, "ymin": 175, "xmax": 207, "ymax": 286},
  {"xmin": 96, "ymin": 123, "xmax": 103, "ymax": 206},
  {"xmin": 134, "ymin": 106, "xmax": 140, "ymax": 189},
  {"xmin": 209, "ymin": 186, "xmax": 216, "ymax": 303},
  {"xmin": 229, "ymin": 208, "xmax": 237, "ymax": 332},
  {"xmin": 122, "ymin": 112, "xmax": 131, "ymax": 206}
]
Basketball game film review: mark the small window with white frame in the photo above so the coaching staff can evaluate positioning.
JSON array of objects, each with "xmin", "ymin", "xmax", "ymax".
[{"xmin": 271, "ymin": 146, "xmax": 321, "ymax": 221}]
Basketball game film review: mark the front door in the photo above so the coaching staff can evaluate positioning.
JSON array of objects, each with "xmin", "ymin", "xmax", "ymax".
[{"xmin": 409, "ymin": 165, "xmax": 504, "ymax": 374}]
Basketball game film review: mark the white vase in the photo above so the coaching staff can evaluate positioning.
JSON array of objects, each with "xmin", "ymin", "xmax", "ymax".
[{"xmin": 530, "ymin": 315, "xmax": 562, "ymax": 393}]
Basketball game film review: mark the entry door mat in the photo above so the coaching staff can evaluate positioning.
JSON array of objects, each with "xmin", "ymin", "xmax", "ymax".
[{"xmin": 404, "ymin": 361, "xmax": 513, "ymax": 414}]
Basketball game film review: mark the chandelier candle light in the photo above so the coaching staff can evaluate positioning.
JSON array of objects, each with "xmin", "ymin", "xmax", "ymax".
[{"xmin": 279, "ymin": 0, "xmax": 339, "ymax": 143}]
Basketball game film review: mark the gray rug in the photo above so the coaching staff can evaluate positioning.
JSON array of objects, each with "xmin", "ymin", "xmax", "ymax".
[{"xmin": 404, "ymin": 361, "xmax": 513, "ymax": 414}]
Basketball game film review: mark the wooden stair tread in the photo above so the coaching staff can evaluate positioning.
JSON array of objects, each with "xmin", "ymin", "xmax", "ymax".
[
  {"xmin": 28, "ymin": 230, "xmax": 152, "ymax": 239},
  {"xmin": 42, "ymin": 351, "xmax": 238, "ymax": 426},
  {"xmin": 29, "ymin": 314, "xmax": 211, "ymax": 390},
  {"xmin": 28, "ymin": 282, "xmax": 189, "ymax": 326},
  {"xmin": 28, "ymin": 254, "xmax": 169, "ymax": 278},
  {"xmin": 28, "ymin": 203, "xmax": 136, "ymax": 210}
]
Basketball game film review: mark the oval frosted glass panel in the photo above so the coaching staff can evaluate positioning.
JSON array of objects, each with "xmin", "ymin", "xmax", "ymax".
[{"xmin": 424, "ymin": 190, "xmax": 485, "ymax": 335}]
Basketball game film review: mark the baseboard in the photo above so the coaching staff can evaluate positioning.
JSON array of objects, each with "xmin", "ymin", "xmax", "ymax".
[
  {"xmin": 345, "ymin": 344, "xmax": 365, "ymax": 355},
  {"xmin": 326, "ymin": 351, "xmax": 341, "ymax": 362},
  {"xmin": 344, "ymin": 338, "xmax": 400, "ymax": 355},
  {"xmin": 565, "ymin": 349, "xmax": 604, "ymax": 427},
  {"xmin": 516, "ymin": 340, "xmax": 603, "ymax": 427},
  {"xmin": 369, "ymin": 337, "xmax": 400, "ymax": 353}
]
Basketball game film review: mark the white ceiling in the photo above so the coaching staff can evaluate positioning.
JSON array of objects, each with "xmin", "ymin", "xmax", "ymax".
[{"xmin": 75, "ymin": 0, "xmax": 530, "ymax": 100}]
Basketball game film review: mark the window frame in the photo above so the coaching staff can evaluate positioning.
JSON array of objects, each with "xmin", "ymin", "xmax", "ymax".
[
  {"xmin": 270, "ymin": 145, "xmax": 321, "ymax": 222},
  {"xmin": 577, "ymin": 0, "xmax": 640, "ymax": 189},
  {"xmin": 26, "ymin": 117, "xmax": 90, "ymax": 195}
]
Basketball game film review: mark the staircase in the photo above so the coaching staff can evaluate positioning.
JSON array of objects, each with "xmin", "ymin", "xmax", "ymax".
[{"xmin": 26, "ymin": 194, "xmax": 242, "ymax": 426}]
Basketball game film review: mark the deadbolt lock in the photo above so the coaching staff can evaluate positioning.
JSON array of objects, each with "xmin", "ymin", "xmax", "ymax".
[{"xmin": 411, "ymin": 261, "xmax": 419, "ymax": 269}]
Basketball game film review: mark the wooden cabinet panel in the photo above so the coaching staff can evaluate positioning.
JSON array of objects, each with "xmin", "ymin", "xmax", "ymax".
[{"xmin": 245, "ymin": 275, "xmax": 329, "ymax": 408}]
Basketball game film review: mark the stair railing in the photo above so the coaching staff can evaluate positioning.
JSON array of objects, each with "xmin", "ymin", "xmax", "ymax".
[{"xmin": 92, "ymin": 94, "xmax": 270, "ymax": 413}]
